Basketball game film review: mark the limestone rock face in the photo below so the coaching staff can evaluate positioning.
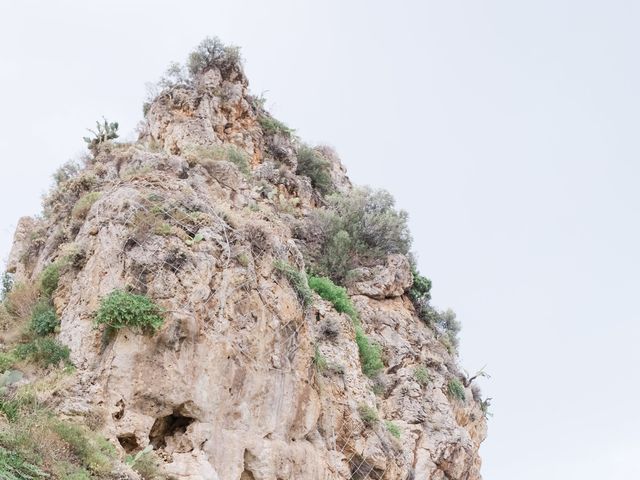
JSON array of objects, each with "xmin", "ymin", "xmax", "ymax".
[
  {"xmin": 6, "ymin": 55, "xmax": 487, "ymax": 480},
  {"xmin": 346, "ymin": 254, "xmax": 413, "ymax": 300}
]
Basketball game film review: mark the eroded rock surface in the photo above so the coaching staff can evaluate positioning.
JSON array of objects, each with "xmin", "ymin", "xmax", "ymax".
[{"xmin": 6, "ymin": 51, "xmax": 487, "ymax": 480}]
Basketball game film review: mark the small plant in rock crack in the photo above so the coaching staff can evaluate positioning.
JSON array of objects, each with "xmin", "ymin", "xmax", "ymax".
[
  {"xmin": 358, "ymin": 404, "xmax": 379, "ymax": 428},
  {"xmin": 414, "ymin": 366, "xmax": 431, "ymax": 387},
  {"xmin": 385, "ymin": 421, "xmax": 401, "ymax": 439},
  {"xmin": 95, "ymin": 290, "xmax": 164, "ymax": 335},
  {"xmin": 447, "ymin": 378, "xmax": 466, "ymax": 402}
]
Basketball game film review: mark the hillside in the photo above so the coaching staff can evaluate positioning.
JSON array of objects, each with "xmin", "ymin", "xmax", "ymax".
[{"xmin": 0, "ymin": 38, "xmax": 487, "ymax": 480}]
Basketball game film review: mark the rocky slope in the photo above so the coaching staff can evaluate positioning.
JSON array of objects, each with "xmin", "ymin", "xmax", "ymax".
[{"xmin": 1, "ymin": 39, "xmax": 487, "ymax": 480}]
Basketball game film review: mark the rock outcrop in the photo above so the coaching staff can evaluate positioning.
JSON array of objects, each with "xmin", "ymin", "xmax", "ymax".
[{"xmin": 4, "ymin": 41, "xmax": 487, "ymax": 480}]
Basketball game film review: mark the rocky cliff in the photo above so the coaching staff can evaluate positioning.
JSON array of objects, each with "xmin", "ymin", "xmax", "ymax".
[{"xmin": 0, "ymin": 38, "xmax": 487, "ymax": 480}]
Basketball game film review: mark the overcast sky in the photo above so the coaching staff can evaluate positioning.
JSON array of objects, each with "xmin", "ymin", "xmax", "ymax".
[{"xmin": 1, "ymin": 1, "xmax": 639, "ymax": 478}]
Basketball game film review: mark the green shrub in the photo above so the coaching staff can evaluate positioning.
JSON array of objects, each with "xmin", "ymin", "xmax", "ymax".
[
  {"xmin": 273, "ymin": 261, "xmax": 313, "ymax": 308},
  {"xmin": 414, "ymin": 366, "xmax": 431, "ymax": 387},
  {"xmin": 14, "ymin": 338, "xmax": 70, "ymax": 368},
  {"xmin": 308, "ymin": 276, "xmax": 357, "ymax": 321},
  {"xmin": 1, "ymin": 272, "xmax": 14, "ymax": 302},
  {"xmin": 448, "ymin": 378, "xmax": 466, "ymax": 401},
  {"xmin": 408, "ymin": 265, "xmax": 432, "ymax": 306},
  {"xmin": 0, "ymin": 446, "xmax": 48, "ymax": 479},
  {"xmin": 259, "ymin": 115, "xmax": 294, "ymax": 137},
  {"xmin": 71, "ymin": 191, "xmax": 101, "ymax": 220},
  {"xmin": 95, "ymin": 290, "xmax": 164, "ymax": 335},
  {"xmin": 355, "ymin": 326, "xmax": 383, "ymax": 377},
  {"xmin": 308, "ymin": 275, "xmax": 383, "ymax": 377},
  {"xmin": 187, "ymin": 36, "xmax": 241, "ymax": 77},
  {"xmin": 306, "ymin": 188, "xmax": 411, "ymax": 281},
  {"xmin": 385, "ymin": 421, "xmax": 401, "ymax": 439},
  {"xmin": 29, "ymin": 301, "xmax": 59, "ymax": 336},
  {"xmin": 40, "ymin": 264, "xmax": 60, "ymax": 298},
  {"xmin": 296, "ymin": 146, "xmax": 333, "ymax": 195},
  {"xmin": 358, "ymin": 404, "xmax": 379, "ymax": 427}
]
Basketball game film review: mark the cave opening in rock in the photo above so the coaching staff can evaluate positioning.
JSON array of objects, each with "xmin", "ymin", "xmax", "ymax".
[
  {"xmin": 149, "ymin": 411, "xmax": 195, "ymax": 449},
  {"xmin": 117, "ymin": 433, "xmax": 139, "ymax": 453}
]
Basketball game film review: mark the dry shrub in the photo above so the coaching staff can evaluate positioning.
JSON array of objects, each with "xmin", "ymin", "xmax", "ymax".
[{"xmin": 4, "ymin": 283, "xmax": 39, "ymax": 321}]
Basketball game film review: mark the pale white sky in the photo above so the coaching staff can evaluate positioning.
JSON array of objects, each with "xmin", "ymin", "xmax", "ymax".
[{"xmin": 1, "ymin": 1, "xmax": 639, "ymax": 478}]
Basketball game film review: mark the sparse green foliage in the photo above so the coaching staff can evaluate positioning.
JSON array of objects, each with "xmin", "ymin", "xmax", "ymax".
[
  {"xmin": 308, "ymin": 275, "xmax": 383, "ymax": 377},
  {"xmin": 14, "ymin": 338, "xmax": 70, "ymax": 368},
  {"xmin": 184, "ymin": 144, "xmax": 250, "ymax": 175},
  {"xmin": 437, "ymin": 309, "xmax": 461, "ymax": 352},
  {"xmin": 308, "ymin": 276, "xmax": 357, "ymax": 321},
  {"xmin": 385, "ymin": 421, "xmax": 401, "ymax": 439},
  {"xmin": 0, "ymin": 393, "xmax": 116, "ymax": 478},
  {"xmin": 53, "ymin": 159, "xmax": 81, "ymax": 186},
  {"xmin": 39, "ymin": 264, "xmax": 60, "ymax": 298},
  {"xmin": 408, "ymin": 265, "xmax": 432, "ymax": 306},
  {"xmin": 259, "ymin": 115, "xmax": 294, "ymax": 138},
  {"xmin": 306, "ymin": 188, "xmax": 411, "ymax": 282},
  {"xmin": 448, "ymin": 378, "xmax": 466, "ymax": 402},
  {"xmin": 126, "ymin": 445, "xmax": 164, "ymax": 479},
  {"xmin": 187, "ymin": 36, "xmax": 242, "ymax": 77},
  {"xmin": 273, "ymin": 261, "xmax": 313, "ymax": 308},
  {"xmin": 480, "ymin": 397, "xmax": 493, "ymax": 418},
  {"xmin": 83, "ymin": 118, "xmax": 119, "ymax": 151},
  {"xmin": 0, "ymin": 446, "xmax": 48, "ymax": 479},
  {"xmin": 71, "ymin": 191, "xmax": 101, "ymax": 220},
  {"xmin": 296, "ymin": 146, "xmax": 333, "ymax": 195},
  {"xmin": 358, "ymin": 404, "xmax": 379, "ymax": 427},
  {"xmin": 0, "ymin": 353, "xmax": 16, "ymax": 373},
  {"xmin": 313, "ymin": 346, "xmax": 328, "ymax": 373},
  {"xmin": 29, "ymin": 301, "xmax": 58, "ymax": 336},
  {"xmin": 414, "ymin": 366, "xmax": 431, "ymax": 387},
  {"xmin": 1, "ymin": 272, "xmax": 13, "ymax": 302},
  {"xmin": 95, "ymin": 290, "xmax": 164, "ymax": 335},
  {"xmin": 354, "ymin": 326, "xmax": 384, "ymax": 377},
  {"xmin": 409, "ymin": 264, "xmax": 461, "ymax": 352}
]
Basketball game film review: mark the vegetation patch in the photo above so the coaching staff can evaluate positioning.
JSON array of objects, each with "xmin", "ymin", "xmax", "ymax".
[
  {"xmin": 308, "ymin": 275, "xmax": 383, "ymax": 377},
  {"xmin": 308, "ymin": 276, "xmax": 357, "ymax": 320},
  {"xmin": 0, "ymin": 446, "xmax": 48, "ymax": 479},
  {"xmin": 448, "ymin": 378, "xmax": 466, "ymax": 402},
  {"xmin": 187, "ymin": 36, "xmax": 241, "ymax": 77},
  {"xmin": 83, "ymin": 118, "xmax": 119, "ymax": 152},
  {"xmin": 95, "ymin": 290, "xmax": 164, "ymax": 335},
  {"xmin": 313, "ymin": 346, "xmax": 328, "ymax": 373},
  {"xmin": 184, "ymin": 144, "xmax": 250, "ymax": 175},
  {"xmin": 14, "ymin": 338, "xmax": 70, "ymax": 368},
  {"xmin": 71, "ymin": 191, "xmax": 101, "ymax": 220},
  {"xmin": 0, "ymin": 392, "xmax": 117, "ymax": 478},
  {"xmin": 259, "ymin": 115, "xmax": 294, "ymax": 138},
  {"xmin": 305, "ymin": 188, "xmax": 411, "ymax": 282},
  {"xmin": 354, "ymin": 326, "xmax": 383, "ymax": 377},
  {"xmin": 39, "ymin": 264, "xmax": 60, "ymax": 298},
  {"xmin": 385, "ymin": 421, "xmax": 401, "ymax": 439},
  {"xmin": 296, "ymin": 145, "xmax": 333, "ymax": 195},
  {"xmin": 414, "ymin": 366, "xmax": 431, "ymax": 387},
  {"xmin": 29, "ymin": 300, "xmax": 59, "ymax": 336},
  {"xmin": 273, "ymin": 261, "xmax": 313, "ymax": 308},
  {"xmin": 358, "ymin": 404, "xmax": 379, "ymax": 428}
]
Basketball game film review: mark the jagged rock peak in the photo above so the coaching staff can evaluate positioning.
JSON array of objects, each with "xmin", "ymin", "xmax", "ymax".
[{"xmin": 0, "ymin": 37, "xmax": 487, "ymax": 480}]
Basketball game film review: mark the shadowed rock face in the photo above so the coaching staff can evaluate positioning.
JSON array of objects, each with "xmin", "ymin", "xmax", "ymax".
[{"xmin": 6, "ymin": 53, "xmax": 486, "ymax": 480}]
